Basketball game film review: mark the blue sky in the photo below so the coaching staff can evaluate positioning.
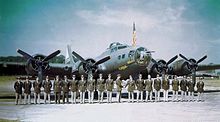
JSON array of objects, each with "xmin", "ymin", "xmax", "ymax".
[{"xmin": 0, "ymin": 0, "xmax": 220, "ymax": 64}]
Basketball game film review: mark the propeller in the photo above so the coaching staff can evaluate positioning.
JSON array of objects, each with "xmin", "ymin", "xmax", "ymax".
[
  {"xmin": 151, "ymin": 55, "xmax": 178, "ymax": 74},
  {"xmin": 72, "ymin": 51, "xmax": 110, "ymax": 75},
  {"xmin": 17, "ymin": 49, "xmax": 35, "ymax": 60},
  {"xmin": 179, "ymin": 54, "xmax": 207, "ymax": 82},
  {"xmin": 17, "ymin": 49, "xmax": 61, "ymax": 82},
  {"xmin": 179, "ymin": 54, "xmax": 207, "ymax": 72}
]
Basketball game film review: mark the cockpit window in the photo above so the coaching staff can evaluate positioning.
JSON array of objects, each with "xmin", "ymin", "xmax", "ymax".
[
  {"xmin": 111, "ymin": 47, "xmax": 117, "ymax": 53},
  {"xmin": 109, "ymin": 42, "xmax": 122, "ymax": 49},
  {"xmin": 118, "ymin": 46, "xmax": 127, "ymax": 50}
]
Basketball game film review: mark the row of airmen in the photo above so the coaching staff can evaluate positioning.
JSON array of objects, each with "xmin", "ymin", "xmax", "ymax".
[{"xmin": 14, "ymin": 73, "xmax": 204, "ymax": 105}]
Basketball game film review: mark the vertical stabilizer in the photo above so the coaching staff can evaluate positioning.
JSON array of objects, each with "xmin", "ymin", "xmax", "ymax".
[{"xmin": 65, "ymin": 45, "xmax": 77, "ymax": 64}]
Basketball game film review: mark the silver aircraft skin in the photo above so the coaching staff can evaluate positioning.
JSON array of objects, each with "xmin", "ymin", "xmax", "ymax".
[{"xmin": 71, "ymin": 42, "xmax": 152, "ymax": 79}]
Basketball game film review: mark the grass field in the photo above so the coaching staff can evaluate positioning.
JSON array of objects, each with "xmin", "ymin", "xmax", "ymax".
[
  {"xmin": 0, "ymin": 76, "xmax": 16, "ymax": 85},
  {"xmin": 0, "ymin": 118, "xmax": 19, "ymax": 122}
]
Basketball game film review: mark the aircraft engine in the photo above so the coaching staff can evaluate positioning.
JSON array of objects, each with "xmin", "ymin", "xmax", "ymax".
[
  {"xmin": 26, "ymin": 54, "xmax": 48, "ymax": 75},
  {"xmin": 17, "ymin": 49, "xmax": 60, "ymax": 82},
  {"xmin": 150, "ymin": 55, "xmax": 178, "ymax": 75},
  {"xmin": 72, "ymin": 51, "xmax": 110, "ymax": 77},
  {"xmin": 174, "ymin": 54, "xmax": 207, "ymax": 81},
  {"xmin": 78, "ymin": 58, "xmax": 96, "ymax": 74},
  {"xmin": 171, "ymin": 60, "xmax": 191, "ymax": 76}
]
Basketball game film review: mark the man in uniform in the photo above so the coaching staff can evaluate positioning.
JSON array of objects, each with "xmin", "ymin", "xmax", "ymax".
[
  {"xmin": 125, "ymin": 75, "xmax": 135, "ymax": 103},
  {"xmin": 87, "ymin": 75, "xmax": 95, "ymax": 103},
  {"xmin": 54, "ymin": 75, "xmax": 62, "ymax": 104},
  {"xmin": 154, "ymin": 74, "xmax": 161, "ymax": 102},
  {"xmin": 62, "ymin": 75, "xmax": 70, "ymax": 104},
  {"xmin": 33, "ymin": 77, "xmax": 42, "ymax": 104},
  {"xmin": 172, "ymin": 75, "xmax": 179, "ymax": 101},
  {"xmin": 14, "ymin": 77, "xmax": 23, "ymax": 105},
  {"xmin": 43, "ymin": 76, "xmax": 52, "ymax": 104},
  {"xmin": 70, "ymin": 75, "xmax": 78, "ymax": 104},
  {"xmin": 23, "ymin": 76, "xmax": 32, "ymax": 104},
  {"xmin": 97, "ymin": 74, "xmax": 105, "ymax": 103},
  {"xmin": 79, "ymin": 75, "xmax": 86, "ymax": 104},
  {"xmin": 115, "ymin": 74, "xmax": 123, "ymax": 103},
  {"xmin": 162, "ymin": 75, "xmax": 169, "ymax": 102},
  {"xmin": 136, "ymin": 74, "xmax": 144, "ymax": 102},
  {"xmin": 145, "ymin": 75, "xmax": 153, "ymax": 102},
  {"xmin": 106, "ymin": 74, "xmax": 114, "ymax": 103},
  {"xmin": 197, "ymin": 77, "xmax": 204, "ymax": 102},
  {"xmin": 187, "ymin": 76, "xmax": 195, "ymax": 101},
  {"xmin": 180, "ymin": 76, "xmax": 187, "ymax": 101}
]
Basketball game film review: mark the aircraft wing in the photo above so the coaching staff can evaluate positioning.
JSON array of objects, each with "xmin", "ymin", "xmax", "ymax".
[
  {"xmin": 197, "ymin": 64, "xmax": 220, "ymax": 71},
  {"xmin": 0, "ymin": 62, "xmax": 73, "ymax": 77},
  {"xmin": 195, "ymin": 72, "xmax": 219, "ymax": 78},
  {"xmin": 0, "ymin": 62, "xmax": 26, "ymax": 75}
]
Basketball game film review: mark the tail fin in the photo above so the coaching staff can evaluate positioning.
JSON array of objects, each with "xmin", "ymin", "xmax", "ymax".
[{"xmin": 65, "ymin": 45, "xmax": 78, "ymax": 64}]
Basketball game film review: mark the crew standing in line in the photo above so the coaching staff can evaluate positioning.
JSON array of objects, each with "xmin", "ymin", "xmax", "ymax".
[
  {"xmin": 54, "ymin": 75, "xmax": 62, "ymax": 104},
  {"xmin": 62, "ymin": 75, "xmax": 70, "ymax": 104},
  {"xmin": 106, "ymin": 74, "xmax": 114, "ymax": 103},
  {"xmin": 162, "ymin": 75, "xmax": 169, "ymax": 102},
  {"xmin": 79, "ymin": 75, "xmax": 86, "ymax": 104},
  {"xmin": 196, "ymin": 77, "xmax": 204, "ymax": 102},
  {"xmin": 172, "ymin": 75, "xmax": 179, "ymax": 101},
  {"xmin": 43, "ymin": 76, "xmax": 52, "ymax": 104},
  {"xmin": 14, "ymin": 77, "xmax": 23, "ymax": 105},
  {"xmin": 136, "ymin": 74, "xmax": 144, "ymax": 102},
  {"xmin": 97, "ymin": 74, "xmax": 105, "ymax": 103},
  {"xmin": 125, "ymin": 75, "xmax": 135, "ymax": 103},
  {"xmin": 154, "ymin": 75, "xmax": 161, "ymax": 102},
  {"xmin": 70, "ymin": 75, "xmax": 78, "ymax": 104},
  {"xmin": 23, "ymin": 76, "xmax": 32, "ymax": 104},
  {"xmin": 180, "ymin": 76, "xmax": 187, "ymax": 101},
  {"xmin": 116, "ymin": 74, "xmax": 123, "ymax": 103},
  {"xmin": 87, "ymin": 75, "xmax": 95, "ymax": 104},
  {"xmin": 33, "ymin": 77, "xmax": 42, "ymax": 104},
  {"xmin": 187, "ymin": 76, "xmax": 195, "ymax": 101},
  {"xmin": 145, "ymin": 75, "xmax": 153, "ymax": 102}
]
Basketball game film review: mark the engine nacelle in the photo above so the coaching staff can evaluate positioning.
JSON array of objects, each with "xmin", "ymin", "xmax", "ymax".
[
  {"xmin": 171, "ymin": 59, "xmax": 191, "ymax": 76},
  {"xmin": 147, "ymin": 60, "xmax": 159, "ymax": 77},
  {"xmin": 25, "ymin": 54, "xmax": 49, "ymax": 75},
  {"xmin": 78, "ymin": 58, "xmax": 96, "ymax": 75}
]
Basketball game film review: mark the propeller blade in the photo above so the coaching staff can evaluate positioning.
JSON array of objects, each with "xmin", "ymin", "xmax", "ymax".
[
  {"xmin": 72, "ymin": 51, "xmax": 87, "ymax": 63},
  {"xmin": 167, "ymin": 55, "xmax": 178, "ymax": 65},
  {"xmin": 17, "ymin": 49, "xmax": 34, "ymax": 60},
  {"xmin": 179, "ymin": 54, "xmax": 189, "ymax": 61},
  {"xmin": 151, "ymin": 58, "xmax": 158, "ymax": 65},
  {"xmin": 197, "ymin": 55, "xmax": 207, "ymax": 64},
  {"xmin": 94, "ymin": 56, "xmax": 111, "ymax": 65},
  {"xmin": 43, "ymin": 50, "xmax": 61, "ymax": 61}
]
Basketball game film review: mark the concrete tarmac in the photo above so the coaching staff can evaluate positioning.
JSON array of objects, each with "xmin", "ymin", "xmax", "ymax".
[
  {"xmin": 0, "ymin": 78, "xmax": 220, "ymax": 122},
  {"xmin": 0, "ymin": 92, "xmax": 220, "ymax": 122}
]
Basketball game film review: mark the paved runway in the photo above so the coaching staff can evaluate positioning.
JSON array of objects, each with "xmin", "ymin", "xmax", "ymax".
[{"xmin": 0, "ymin": 92, "xmax": 220, "ymax": 122}]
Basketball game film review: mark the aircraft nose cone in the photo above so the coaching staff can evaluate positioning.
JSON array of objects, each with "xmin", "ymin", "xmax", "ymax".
[{"xmin": 135, "ymin": 47, "xmax": 151, "ymax": 65}]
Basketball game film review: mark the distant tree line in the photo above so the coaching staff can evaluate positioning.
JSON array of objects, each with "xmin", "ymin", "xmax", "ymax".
[{"xmin": 0, "ymin": 55, "xmax": 65, "ymax": 63}]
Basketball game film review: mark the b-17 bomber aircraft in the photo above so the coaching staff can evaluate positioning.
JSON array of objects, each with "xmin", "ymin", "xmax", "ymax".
[
  {"xmin": 1, "ymin": 42, "xmax": 220, "ymax": 83},
  {"xmin": 1, "ymin": 23, "xmax": 220, "ymax": 82}
]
